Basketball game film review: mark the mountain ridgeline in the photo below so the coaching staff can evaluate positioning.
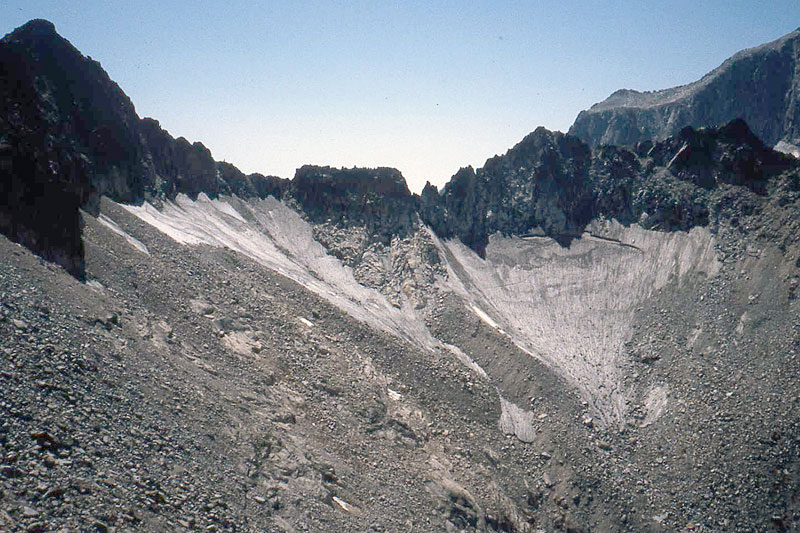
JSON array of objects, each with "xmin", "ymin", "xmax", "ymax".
[
  {"xmin": 1, "ymin": 18, "xmax": 799, "ymax": 275},
  {"xmin": 0, "ymin": 19, "xmax": 287, "ymax": 277},
  {"xmin": 569, "ymin": 28, "xmax": 800, "ymax": 151}
]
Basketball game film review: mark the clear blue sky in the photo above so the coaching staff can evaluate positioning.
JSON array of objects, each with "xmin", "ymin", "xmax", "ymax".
[{"xmin": 2, "ymin": 1, "xmax": 798, "ymax": 192}]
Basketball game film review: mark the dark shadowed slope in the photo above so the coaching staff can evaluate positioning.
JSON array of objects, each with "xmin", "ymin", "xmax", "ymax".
[{"xmin": 0, "ymin": 20, "xmax": 285, "ymax": 278}]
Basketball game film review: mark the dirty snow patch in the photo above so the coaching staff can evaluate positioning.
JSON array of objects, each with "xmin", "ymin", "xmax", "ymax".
[
  {"xmin": 121, "ymin": 195, "xmax": 439, "ymax": 353},
  {"xmin": 97, "ymin": 214, "xmax": 150, "ymax": 255},
  {"xmin": 433, "ymin": 219, "xmax": 720, "ymax": 427},
  {"xmin": 471, "ymin": 305, "xmax": 503, "ymax": 333},
  {"xmin": 498, "ymin": 397, "xmax": 537, "ymax": 443},
  {"xmin": 210, "ymin": 197, "xmax": 246, "ymax": 222},
  {"xmin": 642, "ymin": 385, "xmax": 669, "ymax": 427}
]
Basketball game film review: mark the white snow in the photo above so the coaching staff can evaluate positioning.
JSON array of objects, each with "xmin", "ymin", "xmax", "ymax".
[
  {"xmin": 432, "ymin": 219, "xmax": 720, "ymax": 427},
  {"xmin": 121, "ymin": 195, "xmax": 444, "ymax": 355},
  {"xmin": 443, "ymin": 343, "xmax": 488, "ymax": 379},
  {"xmin": 775, "ymin": 140, "xmax": 800, "ymax": 159},
  {"xmin": 97, "ymin": 214, "xmax": 150, "ymax": 255},
  {"xmin": 332, "ymin": 496, "xmax": 357, "ymax": 514},
  {"xmin": 470, "ymin": 305, "xmax": 504, "ymax": 333},
  {"xmin": 85, "ymin": 279, "xmax": 104, "ymax": 291},
  {"xmin": 210, "ymin": 196, "xmax": 246, "ymax": 222}
]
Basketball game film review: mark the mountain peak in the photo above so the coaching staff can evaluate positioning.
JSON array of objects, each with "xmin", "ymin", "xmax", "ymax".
[
  {"xmin": 8, "ymin": 19, "xmax": 57, "ymax": 39},
  {"xmin": 570, "ymin": 27, "xmax": 800, "ymax": 149}
]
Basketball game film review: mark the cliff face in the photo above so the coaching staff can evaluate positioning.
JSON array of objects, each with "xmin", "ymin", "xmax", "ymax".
[
  {"xmin": 0, "ymin": 19, "xmax": 138, "ymax": 277},
  {"xmin": 419, "ymin": 120, "xmax": 797, "ymax": 256},
  {"xmin": 0, "ymin": 20, "xmax": 283, "ymax": 278},
  {"xmin": 421, "ymin": 128, "xmax": 594, "ymax": 253},
  {"xmin": 569, "ymin": 28, "xmax": 800, "ymax": 150},
  {"xmin": 290, "ymin": 165, "xmax": 417, "ymax": 244}
]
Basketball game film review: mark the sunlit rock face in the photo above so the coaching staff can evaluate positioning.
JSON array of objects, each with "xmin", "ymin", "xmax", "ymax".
[{"xmin": 569, "ymin": 29, "xmax": 800, "ymax": 149}]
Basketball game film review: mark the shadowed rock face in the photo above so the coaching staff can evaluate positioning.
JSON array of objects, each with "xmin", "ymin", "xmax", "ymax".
[
  {"xmin": 0, "ymin": 19, "xmax": 135, "ymax": 278},
  {"xmin": 0, "ymin": 20, "xmax": 284, "ymax": 277},
  {"xmin": 642, "ymin": 119, "xmax": 793, "ymax": 193},
  {"xmin": 419, "ymin": 120, "xmax": 797, "ymax": 256},
  {"xmin": 290, "ymin": 165, "xmax": 417, "ymax": 244},
  {"xmin": 569, "ymin": 28, "xmax": 800, "ymax": 149},
  {"xmin": 420, "ymin": 128, "xmax": 594, "ymax": 254}
]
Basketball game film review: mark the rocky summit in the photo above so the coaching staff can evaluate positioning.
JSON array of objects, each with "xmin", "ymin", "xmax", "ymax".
[
  {"xmin": 2, "ymin": 19, "xmax": 800, "ymax": 533},
  {"xmin": 569, "ymin": 28, "xmax": 800, "ymax": 155}
]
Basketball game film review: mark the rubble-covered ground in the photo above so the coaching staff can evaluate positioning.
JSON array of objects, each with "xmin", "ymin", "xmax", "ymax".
[{"xmin": 2, "ymin": 191, "xmax": 799, "ymax": 532}]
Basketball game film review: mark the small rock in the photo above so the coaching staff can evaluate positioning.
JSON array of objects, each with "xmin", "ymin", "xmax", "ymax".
[
  {"xmin": 44, "ymin": 486, "xmax": 64, "ymax": 499},
  {"xmin": 1, "ymin": 465, "xmax": 23, "ymax": 478},
  {"xmin": 30, "ymin": 431, "xmax": 56, "ymax": 448},
  {"xmin": 145, "ymin": 490, "xmax": 167, "ymax": 504}
]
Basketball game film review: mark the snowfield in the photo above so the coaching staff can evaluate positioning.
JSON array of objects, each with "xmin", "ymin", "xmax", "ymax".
[
  {"xmin": 122, "ymin": 194, "xmax": 721, "ymax": 428},
  {"xmin": 435, "ymin": 220, "xmax": 720, "ymax": 426}
]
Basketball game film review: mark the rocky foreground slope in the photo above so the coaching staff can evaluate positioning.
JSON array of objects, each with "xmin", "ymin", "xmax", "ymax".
[
  {"xmin": 2, "ymin": 19, "xmax": 800, "ymax": 533},
  {"xmin": 569, "ymin": 28, "xmax": 800, "ymax": 154}
]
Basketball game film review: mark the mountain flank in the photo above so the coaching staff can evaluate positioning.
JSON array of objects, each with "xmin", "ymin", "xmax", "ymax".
[
  {"xmin": 569, "ymin": 28, "xmax": 800, "ymax": 153},
  {"xmin": 0, "ymin": 19, "xmax": 287, "ymax": 278}
]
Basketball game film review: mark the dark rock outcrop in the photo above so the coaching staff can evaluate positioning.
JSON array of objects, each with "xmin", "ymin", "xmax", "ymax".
[
  {"xmin": 420, "ymin": 128, "xmax": 593, "ymax": 254},
  {"xmin": 216, "ymin": 162, "xmax": 290, "ymax": 200},
  {"xmin": 569, "ymin": 28, "xmax": 800, "ymax": 150},
  {"xmin": 0, "ymin": 19, "xmax": 140, "ymax": 277},
  {"xmin": 290, "ymin": 165, "xmax": 417, "ymax": 244},
  {"xmin": 420, "ymin": 121, "xmax": 797, "ymax": 253},
  {"xmin": 0, "ymin": 20, "xmax": 284, "ymax": 278}
]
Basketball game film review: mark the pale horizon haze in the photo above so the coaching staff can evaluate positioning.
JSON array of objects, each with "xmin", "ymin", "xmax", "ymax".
[{"xmin": 2, "ymin": 1, "xmax": 798, "ymax": 192}]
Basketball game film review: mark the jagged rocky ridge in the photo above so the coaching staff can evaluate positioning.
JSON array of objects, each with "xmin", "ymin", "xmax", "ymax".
[
  {"xmin": 569, "ymin": 27, "xmax": 800, "ymax": 152},
  {"xmin": 3, "ymin": 18, "xmax": 798, "ymax": 275},
  {"xmin": 420, "ymin": 119, "xmax": 796, "ymax": 257}
]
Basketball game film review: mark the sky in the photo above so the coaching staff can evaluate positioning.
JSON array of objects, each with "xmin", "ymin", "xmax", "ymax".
[{"xmin": 2, "ymin": 2, "xmax": 798, "ymax": 192}]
